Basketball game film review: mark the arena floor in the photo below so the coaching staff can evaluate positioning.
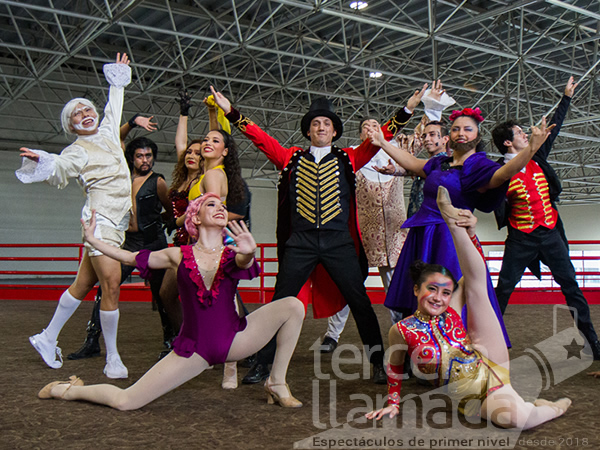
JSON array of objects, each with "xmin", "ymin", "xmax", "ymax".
[{"xmin": 2, "ymin": 300, "xmax": 599, "ymax": 450}]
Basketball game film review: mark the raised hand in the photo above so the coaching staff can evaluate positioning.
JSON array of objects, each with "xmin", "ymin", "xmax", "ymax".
[
  {"xmin": 225, "ymin": 220, "xmax": 256, "ymax": 256},
  {"xmin": 564, "ymin": 76, "xmax": 578, "ymax": 98},
  {"xmin": 429, "ymin": 79, "xmax": 445, "ymax": 102},
  {"xmin": 135, "ymin": 115, "xmax": 158, "ymax": 132},
  {"xmin": 115, "ymin": 53, "xmax": 130, "ymax": 65},
  {"xmin": 203, "ymin": 96, "xmax": 217, "ymax": 109},
  {"xmin": 19, "ymin": 147, "xmax": 40, "ymax": 163},
  {"xmin": 367, "ymin": 127, "xmax": 385, "ymax": 147},
  {"xmin": 456, "ymin": 209, "xmax": 478, "ymax": 238},
  {"xmin": 406, "ymin": 83, "xmax": 429, "ymax": 112},
  {"xmin": 529, "ymin": 116, "xmax": 556, "ymax": 152},
  {"xmin": 178, "ymin": 89, "xmax": 193, "ymax": 116},
  {"xmin": 209, "ymin": 86, "xmax": 232, "ymax": 115}
]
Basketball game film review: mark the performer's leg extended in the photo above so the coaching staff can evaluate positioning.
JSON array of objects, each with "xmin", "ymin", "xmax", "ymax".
[
  {"xmin": 91, "ymin": 255, "xmax": 128, "ymax": 378},
  {"xmin": 30, "ymin": 252, "xmax": 97, "ymax": 368},
  {"xmin": 482, "ymin": 384, "xmax": 571, "ymax": 429},
  {"xmin": 437, "ymin": 187, "xmax": 508, "ymax": 367},
  {"xmin": 438, "ymin": 187, "xmax": 571, "ymax": 429},
  {"xmin": 540, "ymin": 230, "xmax": 600, "ymax": 347},
  {"xmin": 227, "ymin": 297, "xmax": 305, "ymax": 402},
  {"xmin": 255, "ymin": 234, "xmax": 319, "ymax": 365},
  {"xmin": 44, "ymin": 351, "xmax": 209, "ymax": 410}
]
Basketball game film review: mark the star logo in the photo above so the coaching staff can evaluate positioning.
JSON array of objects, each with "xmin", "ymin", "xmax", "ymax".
[{"xmin": 563, "ymin": 338, "xmax": 584, "ymax": 359}]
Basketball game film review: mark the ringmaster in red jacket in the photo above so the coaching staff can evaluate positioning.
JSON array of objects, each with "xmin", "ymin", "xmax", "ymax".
[{"xmin": 210, "ymin": 85, "xmax": 425, "ymax": 384}]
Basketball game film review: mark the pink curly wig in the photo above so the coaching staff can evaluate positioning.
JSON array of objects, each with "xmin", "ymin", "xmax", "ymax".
[
  {"xmin": 448, "ymin": 107, "xmax": 485, "ymax": 124},
  {"xmin": 184, "ymin": 193, "xmax": 222, "ymax": 241}
]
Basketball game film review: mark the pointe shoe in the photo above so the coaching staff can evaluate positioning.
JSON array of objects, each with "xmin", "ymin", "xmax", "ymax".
[
  {"xmin": 436, "ymin": 186, "xmax": 461, "ymax": 221},
  {"xmin": 38, "ymin": 375, "xmax": 84, "ymax": 399},
  {"xmin": 264, "ymin": 381, "xmax": 302, "ymax": 408},
  {"xmin": 222, "ymin": 362, "xmax": 238, "ymax": 390},
  {"xmin": 534, "ymin": 397, "xmax": 572, "ymax": 417}
]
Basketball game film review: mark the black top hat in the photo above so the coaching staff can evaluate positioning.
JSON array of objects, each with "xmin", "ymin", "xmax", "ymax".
[{"xmin": 300, "ymin": 97, "xmax": 344, "ymax": 142}]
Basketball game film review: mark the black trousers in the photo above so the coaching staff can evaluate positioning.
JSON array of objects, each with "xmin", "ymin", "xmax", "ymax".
[
  {"xmin": 495, "ymin": 225, "xmax": 598, "ymax": 344},
  {"xmin": 257, "ymin": 230, "xmax": 384, "ymax": 366}
]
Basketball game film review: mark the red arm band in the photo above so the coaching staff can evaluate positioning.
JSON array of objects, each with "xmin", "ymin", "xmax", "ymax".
[{"xmin": 387, "ymin": 363, "xmax": 404, "ymax": 409}]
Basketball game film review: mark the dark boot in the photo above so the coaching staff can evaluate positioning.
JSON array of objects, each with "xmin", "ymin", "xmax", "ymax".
[
  {"xmin": 67, "ymin": 290, "xmax": 102, "ymax": 360},
  {"xmin": 239, "ymin": 353, "xmax": 257, "ymax": 369},
  {"xmin": 158, "ymin": 337, "xmax": 174, "ymax": 360},
  {"xmin": 241, "ymin": 363, "xmax": 270, "ymax": 384}
]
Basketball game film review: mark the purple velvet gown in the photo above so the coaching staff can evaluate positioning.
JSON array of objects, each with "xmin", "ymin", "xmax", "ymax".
[
  {"xmin": 136, "ymin": 246, "xmax": 260, "ymax": 365},
  {"xmin": 385, "ymin": 152, "xmax": 511, "ymax": 345}
]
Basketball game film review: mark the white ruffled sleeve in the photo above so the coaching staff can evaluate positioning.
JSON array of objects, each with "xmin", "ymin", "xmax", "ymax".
[
  {"xmin": 98, "ymin": 63, "xmax": 130, "ymax": 145},
  {"xmin": 15, "ymin": 150, "xmax": 55, "ymax": 184},
  {"xmin": 15, "ymin": 145, "xmax": 88, "ymax": 189},
  {"xmin": 103, "ymin": 63, "xmax": 131, "ymax": 89},
  {"xmin": 421, "ymin": 89, "xmax": 456, "ymax": 121}
]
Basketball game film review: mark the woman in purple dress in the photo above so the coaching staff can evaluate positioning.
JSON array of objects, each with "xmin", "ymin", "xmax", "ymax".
[
  {"xmin": 368, "ymin": 108, "xmax": 553, "ymax": 342},
  {"xmin": 37, "ymin": 193, "xmax": 305, "ymax": 409}
]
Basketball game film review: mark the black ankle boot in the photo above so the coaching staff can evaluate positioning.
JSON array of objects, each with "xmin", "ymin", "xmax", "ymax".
[
  {"xmin": 242, "ymin": 363, "xmax": 270, "ymax": 384},
  {"xmin": 67, "ymin": 331, "xmax": 101, "ymax": 360},
  {"xmin": 68, "ymin": 290, "xmax": 102, "ymax": 360}
]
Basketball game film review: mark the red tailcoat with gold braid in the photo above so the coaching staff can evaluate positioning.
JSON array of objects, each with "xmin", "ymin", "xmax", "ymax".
[
  {"xmin": 225, "ymin": 107, "xmax": 412, "ymax": 318},
  {"xmin": 506, "ymin": 160, "xmax": 558, "ymax": 233}
]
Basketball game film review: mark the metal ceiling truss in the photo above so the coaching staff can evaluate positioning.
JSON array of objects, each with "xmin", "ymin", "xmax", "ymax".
[{"xmin": 0, "ymin": 0, "xmax": 599, "ymax": 202}]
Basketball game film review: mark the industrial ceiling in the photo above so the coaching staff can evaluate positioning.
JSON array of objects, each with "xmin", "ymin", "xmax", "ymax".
[{"xmin": 1, "ymin": 0, "xmax": 599, "ymax": 203}]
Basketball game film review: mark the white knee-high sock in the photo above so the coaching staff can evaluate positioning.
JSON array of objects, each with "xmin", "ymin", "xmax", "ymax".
[
  {"xmin": 45, "ymin": 290, "xmax": 82, "ymax": 341},
  {"xmin": 100, "ymin": 309, "xmax": 120, "ymax": 358}
]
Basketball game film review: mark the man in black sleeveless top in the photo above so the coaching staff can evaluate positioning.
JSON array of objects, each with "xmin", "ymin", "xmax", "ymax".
[{"xmin": 68, "ymin": 136, "xmax": 174, "ymax": 360}]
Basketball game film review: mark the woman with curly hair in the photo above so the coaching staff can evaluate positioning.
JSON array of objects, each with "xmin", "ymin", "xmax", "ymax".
[{"xmin": 166, "ymin": 91, "xmax": 247, "ymax": 390}]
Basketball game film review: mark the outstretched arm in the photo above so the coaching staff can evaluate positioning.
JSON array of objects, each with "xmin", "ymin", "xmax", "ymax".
[
  {"xmin": 368, "ymin": 127, "xmax": 427, "ymax": 177},
  {"xmin": 211, "ymin": 85, "xmax": 295, "ymax": 170},
  {"xmin": 536, "ymin": 76, "xmax": 577, "ymax": 161},
  {"xmin": 119, "ymin": 115, "xmax": 158, "ymax": 149},
  {"xmin": 175, "ymin": 90, "xmax": 193, "ymax": 158},
  {"xmin": 365, "ymin": 325, "xmax": 407, "ymax": 420},
  {"xmin": 82, "ymin": 211, "xmax": 180, "ymax": 270},
  {"xmin": 486, "ymin": 117, "xmax": 555, "ymax": 189}
]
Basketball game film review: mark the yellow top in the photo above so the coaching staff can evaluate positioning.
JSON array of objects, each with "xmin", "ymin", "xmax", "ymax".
[{"xmin": 188, "ymin": 164, "xmax": 226, "ymax": 201}]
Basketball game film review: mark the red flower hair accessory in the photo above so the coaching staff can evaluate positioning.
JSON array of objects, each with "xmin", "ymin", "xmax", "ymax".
[{"xmin": 448, "ymin": 107, "xmax": 485, "ymax": 124}]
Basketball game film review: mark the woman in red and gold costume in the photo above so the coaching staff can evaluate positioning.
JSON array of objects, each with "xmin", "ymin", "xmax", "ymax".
[{"xmin": 367, "ymin": 187, "xmax": 571, "ymax": 429}]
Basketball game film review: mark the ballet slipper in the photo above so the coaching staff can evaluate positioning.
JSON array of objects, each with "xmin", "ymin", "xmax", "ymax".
[
  {"xmin": 38, "ymin": 375, "xmax": 84, "ymax": 399},
  {"xmin": 264, "ymin": 380, "xmax": 302, "ymax": 408},
  {"xmin": 534, "ymin": 397, "xmax": 572, "ymax": 417},
  {"xmin": 221, "ymin": 362, "xmax": 238, "ymax": 390},
  {"xmin": 436, "ymin": 186, "xmax": 461, "ymax": 222}
]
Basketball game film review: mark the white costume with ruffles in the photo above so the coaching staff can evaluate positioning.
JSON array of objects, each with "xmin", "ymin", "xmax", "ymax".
[{"xmin": 16, "ymin": 63, "xmax": 132, "ymax": 251}]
